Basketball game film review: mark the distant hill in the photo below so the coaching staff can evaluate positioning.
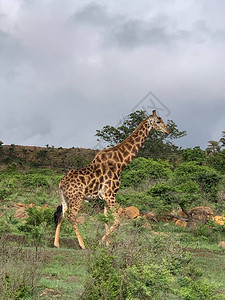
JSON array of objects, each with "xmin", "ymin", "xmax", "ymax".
[{"xmin": 0, "ymin": 144, "xmax": 98, "ymax": 172}]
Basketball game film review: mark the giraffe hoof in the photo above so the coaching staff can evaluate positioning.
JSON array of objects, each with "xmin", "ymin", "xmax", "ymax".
[
  {"xmin": 54, "ymin": 243, "xmax": 60, "ymax": 248},
  {"xmin": 99, "ymin": 237, "xmax": 110, "ymax": 247}
]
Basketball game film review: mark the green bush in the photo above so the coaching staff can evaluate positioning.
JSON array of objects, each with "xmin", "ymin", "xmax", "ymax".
[
  {"xmin": 182, "ymin": 146, "xmax": 206, "ymax": 164},
  {"xmin": 18, "ymin": 206, "xmax": 55, "ymax": 246},
  {"xmin": 117, "ymin": 192, "xmax": 169, "ymax": 214},
  {"xmin": 196, "ymin": 169, "xmax": 221, "ymax": 199},
  {"xmin": 82, "ymin": 234, "xmax": 224, "ymax": 300},
  {"xmin": 0, "ymin": 235, "xmax": 41, "ymax": 299},
  {"xmin": 176, "ymin": 277, "xmax": 223, "ymax": 300},
  {"xmin": 22, "ymin": 174, "xmax": 50, "ymax": 188},
  {"xmin": 83, "ymin": 248, "xmax": 124, "ymax": 300},
  {"xmin": 125, "ymin": 263, "xmax": 172, "ymax": 299},
  {"xmin": 174, "ymin": 162, "xmax": 222, "ymax": 202},
  {"xmin": 207, "ymin": 149, "xmax": 225, "ymax": 174},
  {"xmin": 147, "ymin": 183, "xmax": 176, "ymax": 213},
  {"xmin": 121, "ymin": 157, "xmax": 172, "ymax": 189}
]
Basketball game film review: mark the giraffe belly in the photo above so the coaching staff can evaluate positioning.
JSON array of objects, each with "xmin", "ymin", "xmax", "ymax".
[{"xmin": 84, "ymin": 183, "xmax": 105, "ymax": 201}]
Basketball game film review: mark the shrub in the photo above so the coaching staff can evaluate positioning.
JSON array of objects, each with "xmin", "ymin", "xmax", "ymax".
[
  {"xmin": 121, "ymin": 157, "xmax": 172, "ymax": 189},
  {"xmin": 81, "ymin": 233, "xmax": 224, "ymax": 300},
  {"xmin": 207, "ymin": 149, "xmax": 225, "ymax": 174},
  {"xmin": 182, "ymin": 146, "xmax": 206, "ymax": 164},
  {"xmin": 176, "ymin": 277, "xmax": 223, "ymax": 300},
  {"xmin": 18, "ymin": 207, "xmax": 55, "ymax": 248},
  {"xmin": 22, "ymin": 174, "xmax": 50, "ymax": 188},
  {"xmin": 125, "ymin": 263, "xmax": 172, "ymax": 299},
  {"xmin": 174, "ymin": 162, "xmax": 222, "ymax": 202},
  {"xmin": 0, "ymin": 234, "xmax": 41, "ymax": 299},
  {"xmin": 117, "ymin": 192, "xmax": 168, "ymax": 214},
  {"xmin": 147, "ymin": 183, "xmax": 176, "ymax": 213}
]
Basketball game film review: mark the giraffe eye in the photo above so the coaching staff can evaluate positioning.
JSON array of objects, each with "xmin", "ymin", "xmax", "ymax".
[{"xmin": 156, "ymin": 120, "xmax": 161, "ymax": 124}]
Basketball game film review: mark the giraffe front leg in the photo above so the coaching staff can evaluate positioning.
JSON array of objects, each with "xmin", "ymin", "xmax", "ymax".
[
  {"xmin": 68, "ymin": 212, "xmax": 86, "ymax": 250},
  {"xmin": 100, "ymin": 206, "xmax": 110, "ymax": 247},
  {"xmin": 104, "ymin": 206, "xmax": 109, "ymax": 233},
  {"xmin": 101, "ymin": 210, "xmax": 121, "ymax": 245}
]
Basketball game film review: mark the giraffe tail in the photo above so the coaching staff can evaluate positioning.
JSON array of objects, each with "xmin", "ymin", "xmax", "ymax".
[{"xmin": 54, "ymin": 205, "xmax": 62, "ymax": 228}]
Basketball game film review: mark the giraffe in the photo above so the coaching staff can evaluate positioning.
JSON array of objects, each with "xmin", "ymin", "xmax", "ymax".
[{"xmin": 54, "ymin": 110, "xmax": 169, "ymax": 249}]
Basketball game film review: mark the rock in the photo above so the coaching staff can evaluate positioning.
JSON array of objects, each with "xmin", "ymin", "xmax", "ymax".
[
  {"xmin": 142, "ymin": 222, "xmax": 152, "ymax": 229},
  {"xmin": 14, "ymin": 207, "xmax": 28, "ymax": 219},
  {"xmin": 151, "ymin": 231, "xmax": 168, "ymax": 236},
  {"xmin": 16, "ymin": 202, "xmax": 26, "ymax": 208},
  {"xmin": 145, "ymin": 211, "xmax": 156, "ymax": 221},
  {"xmin": 76, "ymin": 216, "xmax": 85, "ymax": 224},
  {"xmin": 123, "ymin": 206, "xmax": 140, "ymax": 219},
  {"xmin": 218, "ymin": 241, "xmax": 225, "ymax": 249},
  {"xmin": 189, "ymin": 206, "xmax": 214, "ymax": 222},
  {"xmin": 175, "ymin": 219, "xmax": 187, "ymax": 227},
  {"xmin": 213, "ymin": 216, "xmax": 225, "ymax": 226},
  {"xmin": 163, "ymin": 223, "xmax": 170, "ymax": 227},
  {"xmin": 177, "ymin": 210, "xmax": 189, "ymax": 218}
]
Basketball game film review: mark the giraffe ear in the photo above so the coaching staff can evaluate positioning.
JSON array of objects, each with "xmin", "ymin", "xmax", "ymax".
[{"xmin": 152, "ymin": 110, "xmax": 156, "ymax": 116}]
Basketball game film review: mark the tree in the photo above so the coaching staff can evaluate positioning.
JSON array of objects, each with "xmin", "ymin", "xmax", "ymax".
[
  {"xmin": 206, "ymin": 140, "xmax": 221, "ymax": 155},
  {"xmin": 95, "ymin": 110, "xmax": 186, "ymax": 160},
  {"xmin": 182, "ymin": 146, "xmax": 206, "ymax": 164},
  {"xmin": 219, "ymin": 131, "xmax": 225, "ymax": 149}
]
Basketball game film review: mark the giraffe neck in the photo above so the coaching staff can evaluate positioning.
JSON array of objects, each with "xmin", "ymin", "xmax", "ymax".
[
  {"xmin": 91, "ymin": 117, "xmax": 152, "ymax": 176},
  {"xmin": 115, "ymin": 117, "xmax": 151, "ymax": 169}
]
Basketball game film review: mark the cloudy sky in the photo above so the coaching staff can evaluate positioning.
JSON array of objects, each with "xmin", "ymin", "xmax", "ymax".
[{"xmin": 0, "ymin": 0, "xmax": 225, "ymax": 150}]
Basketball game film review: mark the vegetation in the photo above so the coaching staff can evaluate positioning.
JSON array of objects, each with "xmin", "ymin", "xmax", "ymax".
[
  {"xmin": 96, "ymin": 110, "xmax": 187, "ymax": 159},
  {"xmin": 0, "ymin": 111, "xmax": 225, "ymax": 299}
]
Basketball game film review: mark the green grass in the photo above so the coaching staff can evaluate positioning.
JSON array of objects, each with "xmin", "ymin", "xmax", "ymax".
[
  {"xmin": 1, "ymin": 215, "xmax": 225, "ymax": 299},
  {"xmin": 1, "ymin": 167, "xmax": 225, "ymax": 299},
  {"xmin": 38, "ymin": 248, "xmax": 87, "ymax": 299}
]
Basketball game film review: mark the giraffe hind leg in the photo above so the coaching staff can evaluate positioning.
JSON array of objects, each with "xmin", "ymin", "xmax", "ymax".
[
  {"xmin": 54, "ymin": 188, "xmax": 68, "ymax": 248},
  {"xmin": 54, "ymin": 206, "xmax": 62, "ymax": 248}
]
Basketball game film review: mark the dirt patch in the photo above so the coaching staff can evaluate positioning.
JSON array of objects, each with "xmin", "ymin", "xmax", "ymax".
[
  {"xmin": 40, "ymin": 288, "xmax": 61, "ymax": 298},
  {"xmin": 183, "ymin": 247, "xmax": 225, "ymax": 257}
]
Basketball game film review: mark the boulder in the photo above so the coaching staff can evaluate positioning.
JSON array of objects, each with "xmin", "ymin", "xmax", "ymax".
[
  {"xmin": 16, "ymin": 202, "xmax": 26, "ymax": 208},
  {"xmin": 177, "ymin": 210, "xmax": 189, "ymax": 218},
  {"xmin": 213, "ymin": 216, "xmax": 225, "ymax": 226},
  {"xmin": 14, "ymin": 207, "xmax": 28, "ymax": 219},
  {"xmin": 189, "ymin": 206, "xmax": 214, "ymax": 222},
  {"xmin": 123, "ymin": 206, "xmax": 140, "ymax": 219},
  {"xmin": 145, "ymin": 211, "xmax": 157, "ymax": 221},
  {"xmin": 175, "ymin": 219, "xmax": 187, "ymax": 227}
]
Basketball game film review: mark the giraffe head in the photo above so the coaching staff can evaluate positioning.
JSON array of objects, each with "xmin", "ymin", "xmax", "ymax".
[{"xmin": 149, "ymin": 110, "xmax": 169, "ymax": 135}]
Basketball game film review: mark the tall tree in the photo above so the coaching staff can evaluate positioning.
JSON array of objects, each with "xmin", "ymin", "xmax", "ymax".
[
  {"xmin": 219, "ymin": 131, "xmax": 225, "ymax": 149},
  {"xmin": 95, "ymin": 110, "xmax": 186, "ymax": 160},
  {"xmin": 206, "ymin": 140, "xmax": 221, "ymax": 155}
]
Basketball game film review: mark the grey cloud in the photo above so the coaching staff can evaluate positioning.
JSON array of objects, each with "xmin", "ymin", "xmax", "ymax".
[
  {"xmin": 73, "ymin": 3, "xmax": 189, "ymax": 49},
  {"xmin": 0, "ymin": 30, "xmax": 23, "ymax": 80},
  {"xmin": 0, "ymin": 0, "xmax": 225, "ymax": 150},
  {"xmin": 114, "ymin": 21, "xmax": 173, "ymax": 48},
  {"xmin": 74, "ymin": 3, "xmax": 114, "ymax": 27}
]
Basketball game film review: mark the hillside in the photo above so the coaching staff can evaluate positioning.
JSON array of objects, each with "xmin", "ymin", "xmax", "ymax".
[
  {"xmin": 0, "ymin": 144, "xmax": 98, "ymax": 171},
  {"xmin": 0, "ymin": 144, "xmax": 225, "ymax": 299}
]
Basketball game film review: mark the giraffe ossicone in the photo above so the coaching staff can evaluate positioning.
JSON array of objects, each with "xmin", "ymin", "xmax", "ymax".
[{"xmin": 54, "ymin": 110, "xmax": 169, "ymax": 249}]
